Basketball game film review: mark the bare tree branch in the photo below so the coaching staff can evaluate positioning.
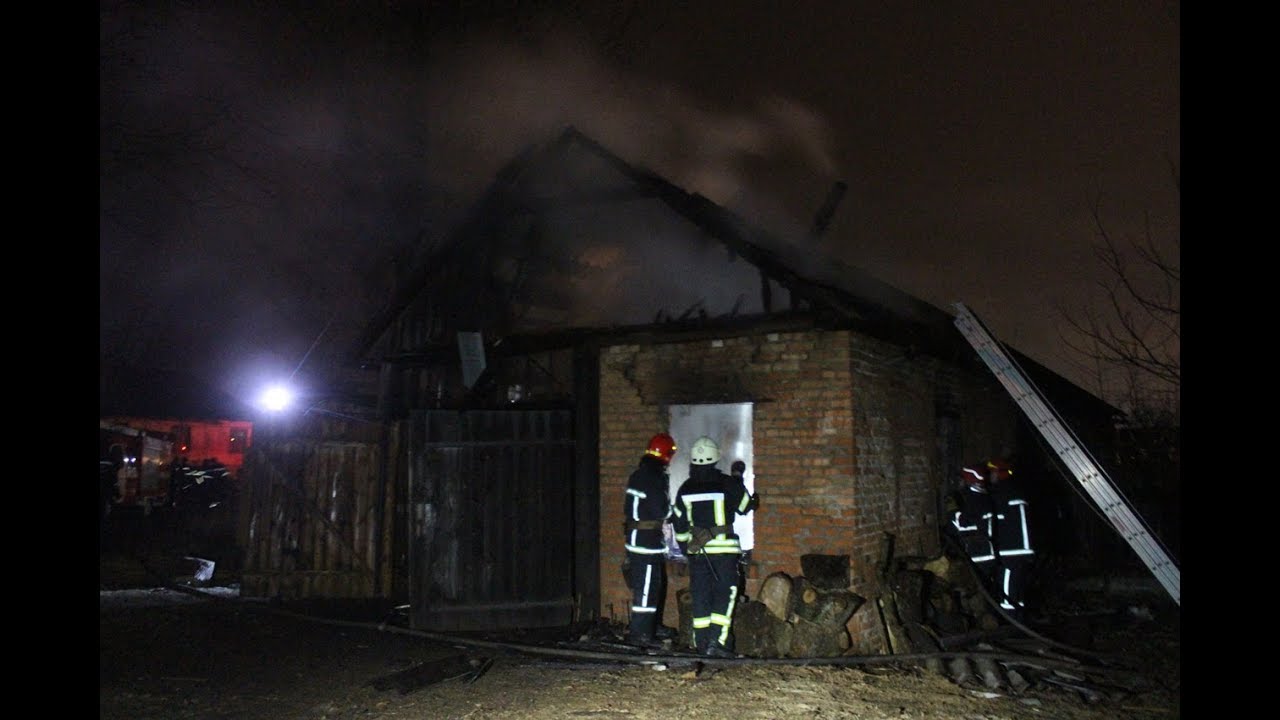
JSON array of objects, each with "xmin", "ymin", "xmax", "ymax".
[{"xmin": 1058, "ymin": 180, "xmax": 1179, "ymax": 420}]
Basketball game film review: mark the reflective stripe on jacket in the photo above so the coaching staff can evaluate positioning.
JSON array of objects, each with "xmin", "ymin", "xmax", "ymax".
[
  {"xmin": 672, "ymin": 465, "xmax": 750, "ymax": 554},
  {"xmin": 992, "ymin": 497, "xmax": 1034, "ymax": 557},
  {"xmin": 624, "ymin": 455, "xmax": 672, "ymax": 554}
]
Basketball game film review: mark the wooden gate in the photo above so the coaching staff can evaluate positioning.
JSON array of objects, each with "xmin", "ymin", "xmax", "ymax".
[
  {"xmin": 239, "ymin": 438, "xmax": 392, "ymax": 600},
  {"xmin": 408, "ymin": 409, "xmax": 576, "ymax": 631}
]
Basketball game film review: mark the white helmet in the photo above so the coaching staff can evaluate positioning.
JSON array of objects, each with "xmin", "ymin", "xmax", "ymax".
[{"xmin": 690, "ymin": 436, "xmax": 721, "ymax": 465}]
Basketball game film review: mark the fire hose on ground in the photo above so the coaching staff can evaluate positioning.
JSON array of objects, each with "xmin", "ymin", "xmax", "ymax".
[{"xmin": 108, "ymin": 552, "xmax": 1143, "ymax": 681}]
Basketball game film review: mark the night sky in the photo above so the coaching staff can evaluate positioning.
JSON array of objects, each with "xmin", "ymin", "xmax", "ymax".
[{"xmin": 99, "ymin": 1, "xmax": 1179, "ymax": 417}]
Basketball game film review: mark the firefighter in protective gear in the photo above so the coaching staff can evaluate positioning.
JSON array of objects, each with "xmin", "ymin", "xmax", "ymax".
[
  {"xmin": 671, "ymin": 436, "xmax": 752, "ymax": 658},
  {"xmin": 729, "ymin": 460, "xmax": 757, "ymax": 601},
  {"xmin": 622, "ymin": 433, "xmax": 678, "ymax": 648},
  {"xmin": 951, "ymin": 458, "xmax": 1035, "ymax": 619},
  {"xmin": 100, "ymin": 444, "xmax": 125, "ymax": 549},
  {"xmin": 984, "ymin": 458, "xmax": 1035, "ymax": 618},
  {"xmin": 952, "ymin": 463, "xmax": 999, "ymax": 592}
]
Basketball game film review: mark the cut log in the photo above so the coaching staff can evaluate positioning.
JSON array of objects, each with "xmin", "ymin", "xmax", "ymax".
[
  {"xmin": 921, "ymin": 554, "xmax": 953, "ymax": 583},
  {"xmin": 787, "ymin": 615, "xmax": 851, "ymax": 658},
  {"xmin": 799, "ymin": 553, "xmax": 850, "ymax": 589},
  {"xmin": 791, "ymin": 576, "xmax": 819, "ymax": 616},
  {"xmin": 731, "ymin": 599, "xmax": 793, "ymax": 658},
  {"xmin": 792, "ymin": 582, "xmax": 865, "ymax": 627},
  {"xmin": 758, "ymin": 571, "xmax": 794, "ymax": 621},
  {"xmin": 676, "ymin": 587, "xmax": 695, "ymax": 650}
]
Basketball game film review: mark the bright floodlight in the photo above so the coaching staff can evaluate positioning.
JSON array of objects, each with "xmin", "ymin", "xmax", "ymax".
[{"xmin": 258, "ymin": 383, "xmax": 295, "ymax": 412}]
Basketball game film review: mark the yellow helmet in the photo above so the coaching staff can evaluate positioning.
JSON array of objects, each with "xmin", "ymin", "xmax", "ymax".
[{"xmin": 986, "ymin": 458, "xmax": 1013, "ymax": 481}]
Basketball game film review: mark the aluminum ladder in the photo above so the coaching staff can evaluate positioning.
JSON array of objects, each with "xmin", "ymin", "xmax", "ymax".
[{"xmin": 952, "ymin": 302, "xmax": 1180, "ymax": 606}]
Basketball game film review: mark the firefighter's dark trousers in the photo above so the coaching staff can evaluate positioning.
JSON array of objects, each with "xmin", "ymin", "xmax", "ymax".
[
  {"xmin": 994, "ymin": 555, "xmax": 1034, "ymax": 617},
  {"xmin": 689, "ymin": 552, "xmax": 741, "ymax": 653},
  {"xmin": 626, "ymin": 551, "xmax": 667, "ymax": 640},
  {"xmin": 971, "ymin": 556, "xmax": 998, "ymax": 594}
]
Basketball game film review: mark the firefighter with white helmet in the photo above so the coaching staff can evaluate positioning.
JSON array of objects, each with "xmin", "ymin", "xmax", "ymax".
[{"xmin": 671, "ymin": 435, "xmax": 753, "ymax": 657}]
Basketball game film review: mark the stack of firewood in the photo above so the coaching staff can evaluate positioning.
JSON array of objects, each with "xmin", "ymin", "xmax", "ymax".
[
  {"xmin": 675, "ymin": 554, "xmax": 865, "ymax": 658},
  {"xmin": 737, "ymin": 571, "xmax": 865, "ymax": 657}
]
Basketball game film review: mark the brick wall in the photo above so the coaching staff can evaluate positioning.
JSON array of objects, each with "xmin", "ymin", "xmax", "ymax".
[{"xmin": 597, "ymin": 328, "xmax": 1018, "ymax": 654}]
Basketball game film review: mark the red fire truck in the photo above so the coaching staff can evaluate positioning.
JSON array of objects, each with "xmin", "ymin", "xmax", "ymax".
[{"xmin": 99, "ymin": 421, "xmax": 176, "ymax": 510}]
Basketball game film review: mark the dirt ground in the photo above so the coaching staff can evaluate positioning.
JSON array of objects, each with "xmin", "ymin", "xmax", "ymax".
[{"xmin": 100, "ymin": 549, "xmax": 1180, "ymax": 720}]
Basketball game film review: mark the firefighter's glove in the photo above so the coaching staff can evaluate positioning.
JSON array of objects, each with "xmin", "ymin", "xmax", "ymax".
[
  {"xmin": 745, "ymin": 493, "xmax": 760, "ymax": 512},
  {"xmin": 686, "ymin": 526, "xmax": 713, "ymax": 554}
]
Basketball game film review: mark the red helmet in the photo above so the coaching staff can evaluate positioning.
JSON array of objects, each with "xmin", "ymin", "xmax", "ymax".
[
  {"xmin": 645, "ymin": 433, "xmax": 677, "ymax": 464},
  {"xmin": 986, "ymin": 458, "xmax": 1013, "ymax": 482}
]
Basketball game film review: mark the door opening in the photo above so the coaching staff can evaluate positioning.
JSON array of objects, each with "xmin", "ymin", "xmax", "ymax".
[{"xmin": 667, "ymin": 402, "xmax": 755, "ymax": 551}]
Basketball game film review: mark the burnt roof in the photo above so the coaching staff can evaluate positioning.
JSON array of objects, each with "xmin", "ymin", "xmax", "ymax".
[
  {"xmin": 346, "ymin": 126, "xmax": 1113, "ymax": 417},
  {"xmin": 349, "ymin": 127, "xmax": 955, "ymax": 360}
]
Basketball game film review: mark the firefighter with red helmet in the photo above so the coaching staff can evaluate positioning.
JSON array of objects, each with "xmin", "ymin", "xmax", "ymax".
[
  {"xmin": 952, "ymin": 462, "xmax": 999, "ymax": 592},
  {"xmin": 622, "ymin": 432, "xmax": 679, "ymax": 648}
]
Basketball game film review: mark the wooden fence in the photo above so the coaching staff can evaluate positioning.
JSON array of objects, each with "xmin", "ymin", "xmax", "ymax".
[{"xmin": 238, "ymin": 436, "xmax": 396, "ymax": 600}]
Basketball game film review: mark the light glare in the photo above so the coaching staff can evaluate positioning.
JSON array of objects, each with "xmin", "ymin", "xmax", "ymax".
[{"xmin": 259, "ymin": 384, "xmax": 294, "ymax": 412}]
